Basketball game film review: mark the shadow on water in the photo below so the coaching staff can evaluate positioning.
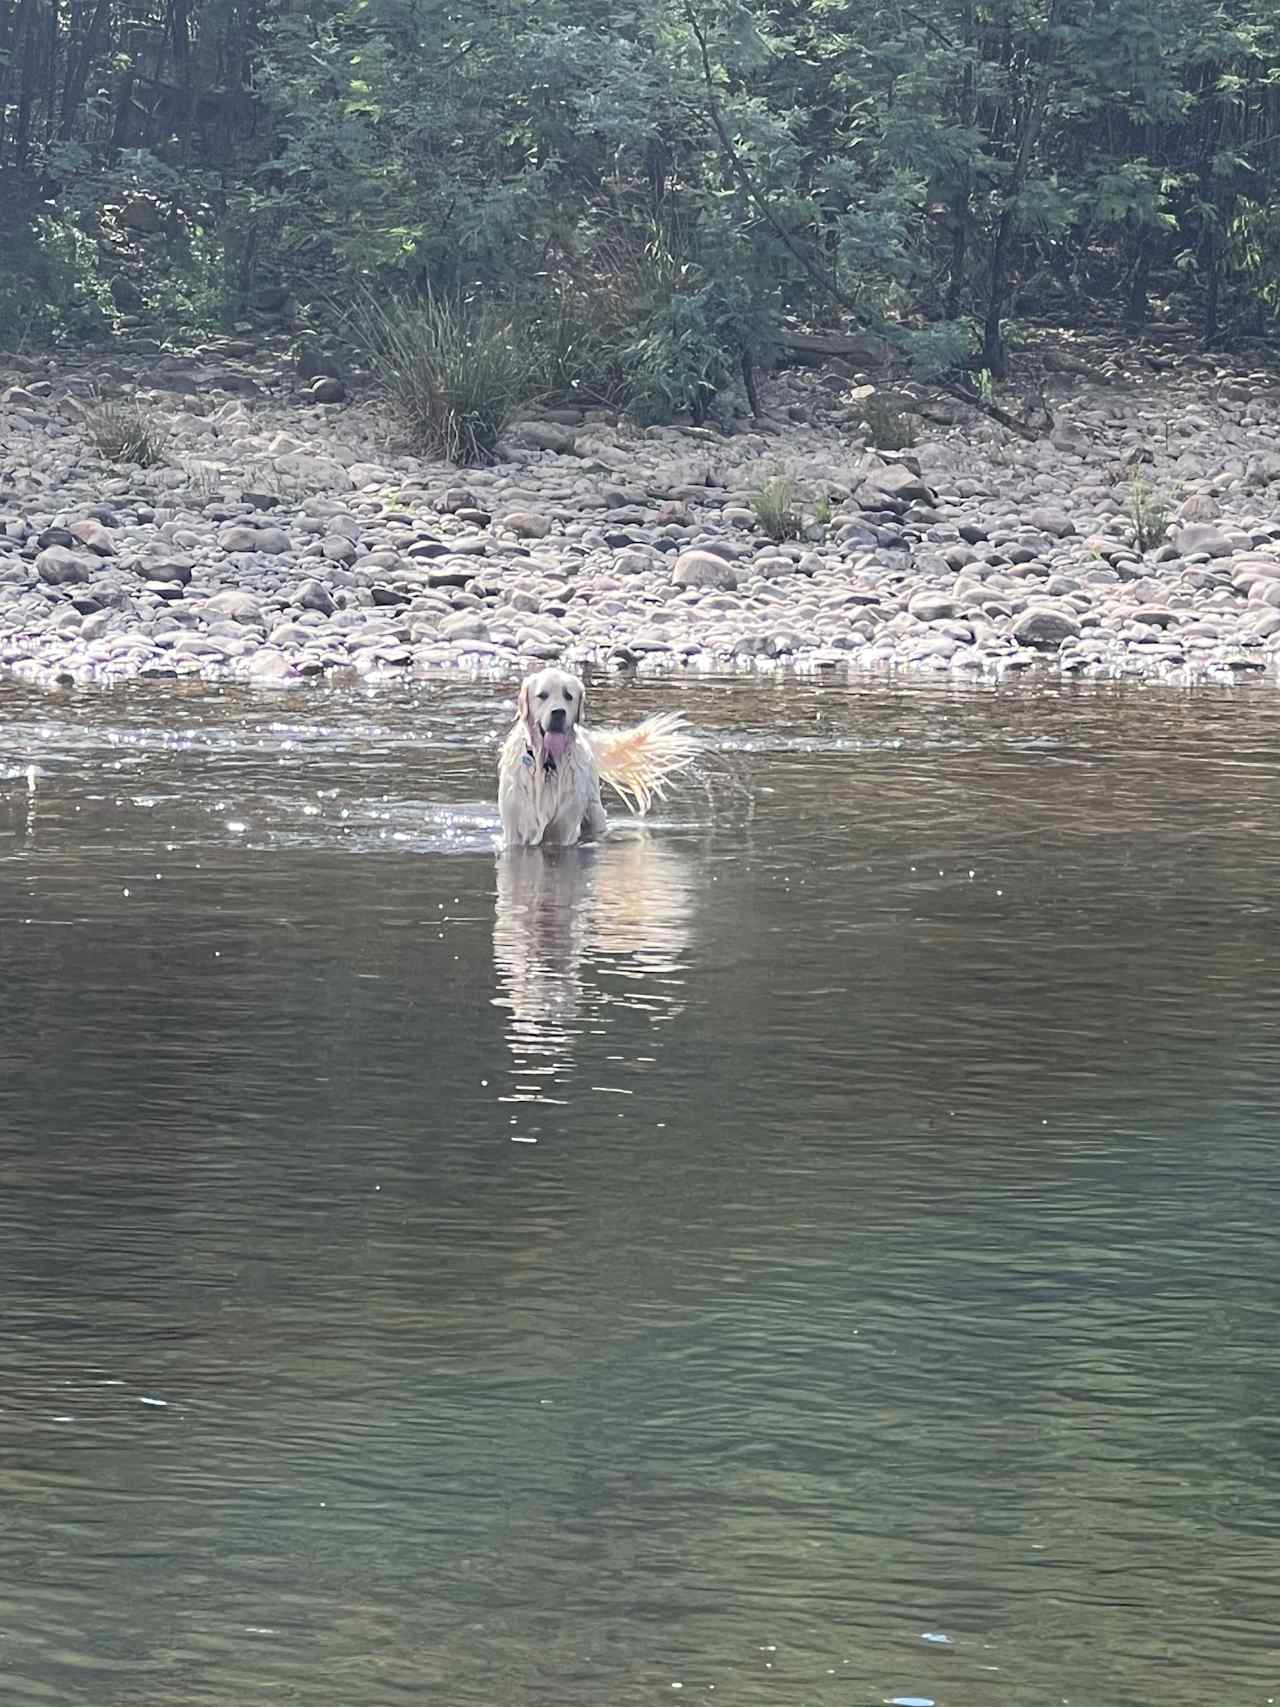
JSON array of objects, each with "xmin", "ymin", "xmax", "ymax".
[{"xmin": 1, "ymin": 673, "xmax": 1280, "ymax": 1706}]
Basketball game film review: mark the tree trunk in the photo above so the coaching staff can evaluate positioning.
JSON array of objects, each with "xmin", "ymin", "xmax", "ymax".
[
  {"xmin": 1124, "ymin": 233, "xmax": 1152, "ymax": 327},
  {"xmin": 982, "ymin": 206, "xmax": 1017, "ymax": 377},
  {"xmin": 58, "ymin": 0, "xmax": 112, "ymax": 141},
  {"xmin": 982, "ymin": 0, "xmax": 1061, "ymax": 378},
  {"xmin": 945, "ymin": 206, "xmax": 969, "ymax": 322},
  {"xmin": 740, "ymin": 348, "xmax": 761, "ymax": 418}
]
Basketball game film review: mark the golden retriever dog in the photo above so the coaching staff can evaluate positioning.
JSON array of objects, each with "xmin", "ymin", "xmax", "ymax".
[{"xmin": 498, "ymin": 668, "xmax": 698, "ymax": 848}]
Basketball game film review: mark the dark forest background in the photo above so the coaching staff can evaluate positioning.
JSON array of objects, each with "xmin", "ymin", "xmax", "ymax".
[{"xmin": 1, "ymin": 0, "xmax": 1278, "ymax": 383}]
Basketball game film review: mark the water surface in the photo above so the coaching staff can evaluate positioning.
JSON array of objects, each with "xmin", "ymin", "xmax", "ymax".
[{"xmin": 2, "ymin": 673, "xmax": 1279, "ymax": 1706}]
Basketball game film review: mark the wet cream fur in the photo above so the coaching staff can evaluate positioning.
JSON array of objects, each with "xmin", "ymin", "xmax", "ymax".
[{"xmin": 499, "ymin": 668, "xmax": 608, "ymax": 848}]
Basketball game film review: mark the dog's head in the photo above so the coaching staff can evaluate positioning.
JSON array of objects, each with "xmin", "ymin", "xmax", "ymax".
[{"xmin": 517, "ymin": 668, "xmax": 586, "ymax": 764}]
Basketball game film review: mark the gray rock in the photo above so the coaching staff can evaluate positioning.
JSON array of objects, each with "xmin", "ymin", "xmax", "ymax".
[
  {"xmin": 218, "ymin": 524, "xmax": 263, "ymax": 553},
  {"xmin": 247, "ymin": 649, "xmax": 300, "ymax": 681},
  {"xmin": 860, "ymin": 464, "xmax": 935, "ymax": 505},
  {"xmin": 502, "ymin": 510, "xmax": 552, "ymax": 539},
  {"xmin": 1012, "ymin": 607, "xmax": 1081, "ymax": 649},
  {"xmin": 908, "ymin": 591, "xmax": 956, "ymax": 622},
  {"xmin": 1243, "ymin": 452, "xmax": 1280, "ymax": 489},
  {"xmin": 1172, "ymin": 523, "xmax": 1234, "ymax": 558},
  {"xmin": 296, "ymin": 579, "xmax": 336, "ymax": 615},
  {"xmin": 119, "ymin": 195, "xmax": 165, "ymax": 233},
  {"xmin": 1050, "ymin": 420, "xmax": 1088, "ymax": 452},
  {"xmin": 1028, "ymin": 507, "xmax": 1075, "ymax": 538},
  {"xmin": 218, "ymin": 523, "xmax": 292, "ymax": 555},
  {"xmin": 35, "ymin": 546, "xmax": 93, "ymax": 584},
  {"xmin": 672, "ymin": 550, "xmax": 739, "ymax": 591},
  {"xmin": 109, "ymin": 275, "xmax": 145, "ymax": 313},
  {"xmin": 68, "ymin": 518, "xmax": 115, "ymax": 555},
  {"xmin": 296, "ymin": 344, "xmax": 343, "ymax": 382},
  {"xmin": 440, "ymin": 611, "xmax": 489, "ymax": 641},
  {"xmin": 212, "ymin": 371, "xmax": 262, "ymax": 397},
  {"xmin": 505, "ymin": 421, "xmax": 577, "ymax": 455},
  {"xmin": 202, "ymin": 590, "xmax": 264, "ymax": 623}
]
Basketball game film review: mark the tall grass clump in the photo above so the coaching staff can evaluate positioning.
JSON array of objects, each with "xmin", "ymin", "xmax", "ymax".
[
  {"xmin": 1126, "ymin": 472, "xmax": 1170, "ymax": 553},
  {"xmin": 85, "ymin": 398, "xmax": 169, "ymax": 466},
  {"xmin": 751, "ymin": 476, "xmax": 804, "ymax": 542},
  {"xmin": 351, "ymin": 291, "xmax": 538, "ymax": 465}
]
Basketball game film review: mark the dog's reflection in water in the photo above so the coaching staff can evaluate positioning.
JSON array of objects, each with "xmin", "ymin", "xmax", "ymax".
[{"xmin": 492, "ymin": 835, "xmax": 695, "ymax": 1103}]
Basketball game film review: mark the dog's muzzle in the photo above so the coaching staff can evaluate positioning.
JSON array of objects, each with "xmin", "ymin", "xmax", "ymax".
[{"xmin": 536, "ymin": 712, "xmax": 571, "ymax": 768}]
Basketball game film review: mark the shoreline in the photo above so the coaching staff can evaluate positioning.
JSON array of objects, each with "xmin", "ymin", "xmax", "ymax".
[{"xmin": 4, "ymin": 329, "xmax": 1280, "ymax": 694}]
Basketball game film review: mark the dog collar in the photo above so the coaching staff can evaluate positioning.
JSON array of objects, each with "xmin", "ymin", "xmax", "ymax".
[{"xmin": 524, "ymin": 745, "xmax": 556, "ymax": 775}]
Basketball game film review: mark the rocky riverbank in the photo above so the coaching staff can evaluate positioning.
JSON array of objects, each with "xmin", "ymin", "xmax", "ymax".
[{"xmin": 3, "ymin": 328, "xmax": 1280, "ymax": 690}]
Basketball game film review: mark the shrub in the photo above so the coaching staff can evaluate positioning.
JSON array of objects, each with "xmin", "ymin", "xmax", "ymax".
[
  {"xmin": 858, "ymin": 394, "xmax": 917, "ymax": 449},
  {"xmin": 752, "ymin": 476, "xmax": 804, "ymax": 542},
  {"xmin": 148, "ymin": 228, "xmax": 238, "ymax": 332},
  {"xmin": 85, "ymin": 399, "xmax": 169, "ymax": 467},
  {"xmin": 521, "ymin": 286, "xmax": 632, "ymax": 409},
  {"xmin": 620, "ymin": 293, "xmax": 733, "ymax": 426},
  {"xmin": 0, "ymin": 216, "xmax": 115, "ymax": 348},
  {"xmin": 1126, "ymin": 473, "xmax": 1170, "ymax": 553},
  {"xmin": 350, "ymin": 290, "xmax": 539, "ymax": 464}
]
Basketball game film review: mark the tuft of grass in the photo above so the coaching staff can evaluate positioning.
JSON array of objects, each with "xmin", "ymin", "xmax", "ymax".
[
  {"xmin": 349, "ymin": 290, "xmax": 539, "ymax": 465},
  {"xmin": 85, "ymin": 398, "xmax": 170, "ymax": 467},
  {"xmin": 1126, "ymin": 473, "xmax": 1170, "ymax": 553},
  {"xmin": 859, "ymin": 394, "xmax": 916, "ymax": 450},
  {"xmin": 752, "ymin": 476, "xmax": 804, "ymax": 543},
  {"xmin": 522, "ymin": 287, "xmax": 632, "ymax": 410},
  {"xmin": 812, "ymin": 491, "xmax": 833, "ymax": 527}
]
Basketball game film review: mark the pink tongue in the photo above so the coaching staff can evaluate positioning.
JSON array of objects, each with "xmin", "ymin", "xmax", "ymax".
[{"xmin": 541, "ymin": 729, "xmax": 570, "ymax": 760}]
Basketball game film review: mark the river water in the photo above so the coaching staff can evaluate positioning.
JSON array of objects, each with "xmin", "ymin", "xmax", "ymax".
[{"xmin": 2, "ymin": 673, "xmax": 1278, "ymax": 1707}]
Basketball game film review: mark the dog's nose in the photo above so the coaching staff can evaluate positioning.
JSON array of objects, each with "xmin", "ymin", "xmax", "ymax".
[{"xmin": 547, "ymin": 707, "xmax": 567, "ymax": 730}]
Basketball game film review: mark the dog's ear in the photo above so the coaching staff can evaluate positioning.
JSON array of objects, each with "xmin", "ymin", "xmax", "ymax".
[
  {"xmin": 575, "ymin": 677, "xmax": 586, "ymax": 722},
  {"xmin": 517, "ymin": 676, "xmax": 537, "ymax": 741}
]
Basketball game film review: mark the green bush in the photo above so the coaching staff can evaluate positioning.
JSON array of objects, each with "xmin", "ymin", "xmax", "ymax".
[
  {"xmin": 858, "ymin": 394, "xmax": 917, "ymax": 450},
  {"xmin": 620, "ymin": 293, "xmax": 733, "ymax": 426},
  {"xmin": 351, "ymin": 291, "xmax": 540, "ymax": 464},
  {"xmin": 521, "ymin": 286, "xmax": 632, "ymax": 410},
  {"xmin": 144, "ymin": 228, "xmax": 238, "ymax": 332},
  {"xmin": 752, "ymin": 477, "xmax": 804, "ymax": 542},
  {"xmin": 0, "ymin": 217, "xmax": 114, "ymax": 348}
]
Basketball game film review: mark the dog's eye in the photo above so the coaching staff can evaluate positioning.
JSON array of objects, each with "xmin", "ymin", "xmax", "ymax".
[
  {"xmin": 563, "ymin": 691, "xmax": 574, "ymax": 702},
  {"xmin": 536, "ymin": 691, "xmax": 549, "ymax": 701}
]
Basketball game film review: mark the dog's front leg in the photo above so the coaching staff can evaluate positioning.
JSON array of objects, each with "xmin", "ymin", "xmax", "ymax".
[
  {"xmin": 541, "ymin": 809, "xmax": 583, "ymax": 847},
  {"xmin": 582, "ymin": 792, "xmax": 608, "ymax": 841}
]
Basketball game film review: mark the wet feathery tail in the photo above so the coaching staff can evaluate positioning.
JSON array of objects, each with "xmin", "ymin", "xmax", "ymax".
[{"xmin": 586, "ymin": 712, "xmax": 700, "ymax": 815}]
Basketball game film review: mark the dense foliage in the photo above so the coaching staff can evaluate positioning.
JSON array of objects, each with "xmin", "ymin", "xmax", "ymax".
[{"xmin": 2, "ymin": 0, "xmax": 1278, "ymax": 382}]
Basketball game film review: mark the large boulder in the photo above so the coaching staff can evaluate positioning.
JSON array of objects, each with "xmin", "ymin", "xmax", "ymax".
[
  {"xmin": 1171, "ymin": 522, "xmax": 1233, "ymax": 558},
  {"xmin": 35, "ymin": 546, "xmax": 93, "ymax": 584},
  {"xmin": 1013, "ymin": 607, "xmax": 1080, "ymax": 649},
  {"xmin": 672, "ymin": 549, "xmax": 739, "ymax": 591},
  {"xmin": 859, "ymin": 463, "xmax": 935, "ymax": 506}
]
